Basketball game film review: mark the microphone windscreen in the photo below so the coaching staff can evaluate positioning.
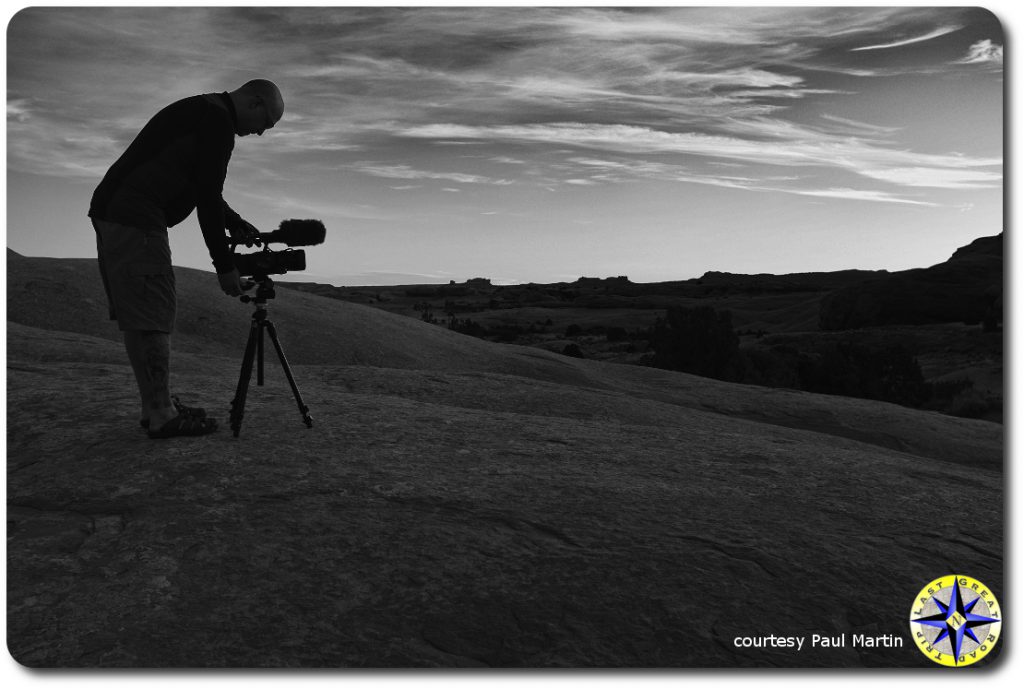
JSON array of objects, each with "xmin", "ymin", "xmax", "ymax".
[{"xmin": 271, "ymin": 219, "xmax": 326, "ymax": 246}]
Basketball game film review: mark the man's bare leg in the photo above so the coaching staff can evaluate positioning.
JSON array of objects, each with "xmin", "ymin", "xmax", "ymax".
[
  {"xmin": 123, "ymin": 330, "xmax": 177, "ymax": 430},
  {"xmin": 123, "ymin": 331, "xmax": 153, "ymax": 425}
]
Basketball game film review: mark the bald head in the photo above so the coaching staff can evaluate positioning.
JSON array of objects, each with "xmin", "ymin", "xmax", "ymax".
[{"xmin": 229, "ymin": 79, "xmax": 284, "ymax": 137}]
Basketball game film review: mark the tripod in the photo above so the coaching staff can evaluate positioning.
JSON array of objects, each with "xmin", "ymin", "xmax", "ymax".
[{"xmin": 230, "ymin": 277, "xmax": 313, "ymax": 437}]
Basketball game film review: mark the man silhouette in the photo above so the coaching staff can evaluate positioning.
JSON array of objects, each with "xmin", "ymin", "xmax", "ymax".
[{"xmin": 89, "ymin": 79, "xmax": 284, "ymax": 438}]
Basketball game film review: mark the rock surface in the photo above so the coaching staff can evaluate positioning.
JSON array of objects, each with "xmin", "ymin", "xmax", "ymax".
[{"xmin": 6, "ymin": 251, "xmax": 1003, "ymax": 667}]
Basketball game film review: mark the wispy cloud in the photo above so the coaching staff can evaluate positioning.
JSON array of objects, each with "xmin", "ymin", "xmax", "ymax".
[
  {"xmin": 353, "ymin": 163, "xmax": 514, "ymax": 186},
  {"xmin": 7, "ymin": 98, "xmax": 122, "ymax": 179},
  {"xmin": 8, "ymin": 99, "xmax": 32, "ymax": 122},
  {"xmin": 5, "ymin": 6, "xmax": 1003, "ymax": 215},
  {"xmin": 790, "ymin": 188, "xmax": 935, "ymax": 206},
  {"xmin": 398, "ymin": 121, "xmax": 1000, "ymax": 195},
  {"xmin": 818, "ymin": 114, "xmax": 903, "ymax": 137},
  {"xmin": 850, "ymin": 25, "xmax": 963, "ymax": 51},
  {"xmin": 560, "ymin": 156, "xmax": 935, "ymax": 206},
  {"xmin": 226, "ymin": 189, "xmax": 394, "ymax": 222},
  {"xmin": 955, "ymin": 39, "xmax": 1003, "ymax": 66},
  {"xmin": 855, "ymin": 167, "xmax": 1002, "ymax": 190}
]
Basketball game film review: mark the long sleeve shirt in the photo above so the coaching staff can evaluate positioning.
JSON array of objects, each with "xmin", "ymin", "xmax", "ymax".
[{"xmin": 89, "ymin": 92, "xmax": 246, "ymax": 273}]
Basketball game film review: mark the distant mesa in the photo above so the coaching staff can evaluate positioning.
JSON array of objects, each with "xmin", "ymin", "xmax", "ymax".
[
  {"xmin": 819, "ymin": 233, "xmax": 1003, "ymax": 331},
  {"xmin": 692, "ymin": 269, "xmax": 886, "ymax": 294},
  {"xmin": 574, "ymin": 275, "xmax": 631, "ymax": 287}
]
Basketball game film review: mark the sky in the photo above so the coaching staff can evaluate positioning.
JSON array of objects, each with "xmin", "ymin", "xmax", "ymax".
[{"xmin": 4, "ymin": 4, "xmax": 1004, "ymax": 286}]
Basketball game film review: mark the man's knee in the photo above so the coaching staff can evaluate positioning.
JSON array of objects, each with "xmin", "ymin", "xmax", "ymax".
[{"xmin": 123, "ymin": 330, "xmax": 171, "ymax": 354}]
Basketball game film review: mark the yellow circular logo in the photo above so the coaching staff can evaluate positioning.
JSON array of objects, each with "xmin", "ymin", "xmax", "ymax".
[{"xmin": 909, "ymin": 574, "xmax": 1001, "ymax": 667}]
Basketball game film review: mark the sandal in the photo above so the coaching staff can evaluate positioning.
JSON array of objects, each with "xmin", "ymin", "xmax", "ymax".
[
  {"xmin": 147, "ymin": 412, "xmax": 218, "ymax": 439},
  {"xmin": 140, "ymin": 396, "xmax": 207, "ymax": 429}
]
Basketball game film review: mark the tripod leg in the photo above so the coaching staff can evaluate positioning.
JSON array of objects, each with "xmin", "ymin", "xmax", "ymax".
[
  {"xmin": 263, "ymin": 319, "xmax": 314, "ymax": 428},
  {"xmin": 257, "ymin": 319, "xmax": 265, "ymax": 386},
  {"xmin": 230, "ymin": 319, "xmax": 260, "ymax": 437}
]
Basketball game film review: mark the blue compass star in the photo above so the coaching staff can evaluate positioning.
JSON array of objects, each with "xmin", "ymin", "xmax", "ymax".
[{"xmin": 912, "ymin": 578, "xmax": 1000, "ymax": 665}]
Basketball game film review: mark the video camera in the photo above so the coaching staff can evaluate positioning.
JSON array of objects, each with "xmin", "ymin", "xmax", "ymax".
[{"xmin": 230, "ymin": 219, "xmax": 326, "ymax": 278}]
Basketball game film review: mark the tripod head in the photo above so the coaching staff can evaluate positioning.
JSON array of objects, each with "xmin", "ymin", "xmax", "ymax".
[{"xmin": 239, "ymin": 276, "xmax": 276, "ymax": 306}]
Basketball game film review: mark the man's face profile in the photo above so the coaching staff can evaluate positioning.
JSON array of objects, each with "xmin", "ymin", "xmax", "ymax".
[{"xmin": 239, "ymin": 96, "xmax": 280, "ymax": 137}]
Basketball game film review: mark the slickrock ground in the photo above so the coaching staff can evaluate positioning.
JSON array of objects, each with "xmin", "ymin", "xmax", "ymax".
[{"xmin": 6, "ymin": 252, "xmax": 1003, "ymax": 667}]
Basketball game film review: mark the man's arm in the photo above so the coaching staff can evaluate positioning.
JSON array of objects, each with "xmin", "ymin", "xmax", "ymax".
[
  {"xmin": 195, "ymin": 206, "xmax": 236, "ymax": 271},
  {"xmin": 194, "ymin": 114, "xmax": 237, "ymax": 274},
  {"xmin": 223, "ymin": 201, "xmax": 245, "ymax": 233},
  {"xmin": 194, "ymin": 112, "xmax": 244, "ymax": 296},
  {"xmin": 196, "ymin": 199, "xmax": 243, "ymax": 296}
]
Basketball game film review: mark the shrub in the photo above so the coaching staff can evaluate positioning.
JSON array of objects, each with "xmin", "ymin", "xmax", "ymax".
[{"xmin": 562, "ymin": 343, "xmax": 584, "ymax": 358}]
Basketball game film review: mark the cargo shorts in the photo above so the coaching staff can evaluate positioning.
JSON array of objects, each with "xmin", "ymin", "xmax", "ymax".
[{"xmin": 93, "ymin": 219, "xmax": 176, "ymax": 333}]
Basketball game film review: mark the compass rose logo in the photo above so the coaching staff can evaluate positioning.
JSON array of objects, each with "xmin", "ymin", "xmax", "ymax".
[{"xmin": 909, "ymin": 574, "xmax": 1001, "ymax": 667}]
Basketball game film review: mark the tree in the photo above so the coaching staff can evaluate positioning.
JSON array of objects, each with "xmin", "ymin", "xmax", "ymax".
[{"xmin": 649, "ymin": 306, "xmax": 740, "ymax": 379}]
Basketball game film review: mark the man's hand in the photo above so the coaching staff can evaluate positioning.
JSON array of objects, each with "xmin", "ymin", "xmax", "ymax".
[
  {"xmin": 217, "ymin": 268, "xmax": 244, "ymax": 297},
  {"xmin": 230, "ymin": 220, "xmax": 263, "ymax": 248}
]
